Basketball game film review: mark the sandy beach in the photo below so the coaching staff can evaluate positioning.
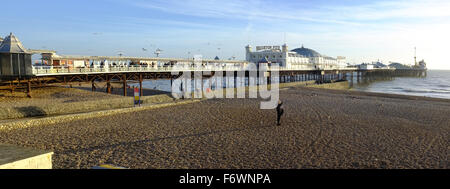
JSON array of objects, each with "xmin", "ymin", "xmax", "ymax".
[{"xmin": 0, "ymin": 85, "xmax": 448, "ymax": 169}]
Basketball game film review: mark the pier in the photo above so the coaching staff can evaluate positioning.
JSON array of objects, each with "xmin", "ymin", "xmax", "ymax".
[{"xmin": 0, "ymin": 33, "xmax": 426, "ymax": 97}]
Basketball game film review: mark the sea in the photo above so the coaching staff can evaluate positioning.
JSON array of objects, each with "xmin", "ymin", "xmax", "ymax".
[
  {"xmin": 135, "ymin": 70, "xmax": 450, "ymax": 100},
  {"xmin": 351, "ymin": 70, "xmax": 450, "ymax": 99}
]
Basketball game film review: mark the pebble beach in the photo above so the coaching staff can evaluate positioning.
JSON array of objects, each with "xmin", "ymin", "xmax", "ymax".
[{"xmin": 0, "ymin": 85, "xmax": 448, "ymax": 169}]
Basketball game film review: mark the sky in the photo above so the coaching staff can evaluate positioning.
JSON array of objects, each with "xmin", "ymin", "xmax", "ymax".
[{"xmin": 1, "ymin": 0, "xmax": 450, "ymax": 69}]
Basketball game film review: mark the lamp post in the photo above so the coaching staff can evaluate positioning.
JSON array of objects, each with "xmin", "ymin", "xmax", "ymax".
[{"xmin": 154, "ymin": 48, "xmax": 162, "ymax": 57}]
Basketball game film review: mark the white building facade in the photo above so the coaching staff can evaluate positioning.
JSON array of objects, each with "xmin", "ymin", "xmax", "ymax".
[{"xmin": 246, "ymin": 44, "xmax": 347, "ymax": 70}]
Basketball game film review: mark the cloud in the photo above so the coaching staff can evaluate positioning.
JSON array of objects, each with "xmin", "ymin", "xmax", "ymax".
[
  {"xmin": 127, "ymin": 0, "xmax": 450, "ymax": 26},
  {"xmin": 104, "ymin": 0, "xmax": 450, "ymax": 68},
  {"xmin": 324, "ymin": 0, "xmax": 450, "ymax": 21}
]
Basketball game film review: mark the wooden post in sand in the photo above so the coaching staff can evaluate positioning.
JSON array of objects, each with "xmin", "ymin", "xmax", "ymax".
[{"xmin": 122, "ymin": 74, "xmax": 127, "ymax": 96}]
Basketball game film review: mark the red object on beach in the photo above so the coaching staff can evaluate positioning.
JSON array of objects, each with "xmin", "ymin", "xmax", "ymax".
[
  {"xmin": 206, "ymin": 88, "xmax": 211, "ymax": 93},
  {"xmin": 134, "ymin": 87, "xmax": 139, "ymax": 93}
]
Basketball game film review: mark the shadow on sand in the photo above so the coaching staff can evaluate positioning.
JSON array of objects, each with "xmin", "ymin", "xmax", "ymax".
[{"xmin": 15, "ymin": 106, "xmax": 48, "ymax": 118}]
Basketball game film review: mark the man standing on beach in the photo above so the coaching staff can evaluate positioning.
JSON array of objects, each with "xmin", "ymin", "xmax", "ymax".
[{"xmin": 276, "ymin": 100, "xmax": 284, "ymax": 126}]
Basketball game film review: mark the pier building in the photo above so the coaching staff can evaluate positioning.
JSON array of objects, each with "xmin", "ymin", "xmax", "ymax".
[
  {"xmin": 0, "ymin": 33, "xmax": 33, "ymax": 79},
  {"xmin": 245, "ymin": 44, "xmax": 347, "ymax": 70}
]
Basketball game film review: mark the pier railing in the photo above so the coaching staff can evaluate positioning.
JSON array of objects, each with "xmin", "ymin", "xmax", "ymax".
[
  {"xmin": 31, "ymin": 65, "xmax": 357, "ymax": 76},
  {"xmin": 32, "ymin": 65, "xmax": 247, "ymax": 75}
]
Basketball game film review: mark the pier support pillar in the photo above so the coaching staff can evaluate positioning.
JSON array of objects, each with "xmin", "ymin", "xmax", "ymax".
[
  {"xmin": 26, "ymin": 79, "xmax": 32, "ymax": 98},
  {"xmin": 91, "ymin": 80, "xmax": 96, "ymax": 92},
  {"xmin": 10, "ymin": 81, "xmax": 14, "ymax": 94},
  {"xmin": 122, "ymin": 74, "xmax": 127, "ymax": 96},
  {"xmin": 357, "ymin": 72, "xmax": 360, "ymax": 83},
  {"xmin": 106, "ymin": 75, "xmax": 111, "ymax": 94},
  {"xmin": 350, "ymin": 72, "xmax": 354, "ymax": 87},
  {"xmin": 139, "ymin": 74, "xmax": 143, "ymax": 97}
]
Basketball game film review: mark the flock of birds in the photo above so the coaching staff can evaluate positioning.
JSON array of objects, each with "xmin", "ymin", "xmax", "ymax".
[{"xmin": 115, "ymin": 41, "xmax": 237, "ymax": 60}]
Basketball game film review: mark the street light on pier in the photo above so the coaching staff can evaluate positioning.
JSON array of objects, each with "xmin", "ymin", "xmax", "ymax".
[
  {"xmin": 117, "ymin": 51, "xmax": 124, "ymax": 57},
  {"xmin": 154, "ymin": 48, "xmax": 163, "ymax": 57}
]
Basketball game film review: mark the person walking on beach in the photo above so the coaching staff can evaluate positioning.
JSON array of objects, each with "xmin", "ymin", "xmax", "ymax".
[{"xmin": 276, "ymin": 100, "xmax": 284, "ymax": 126}]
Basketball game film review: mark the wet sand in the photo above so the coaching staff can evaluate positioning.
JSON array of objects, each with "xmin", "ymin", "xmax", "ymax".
[{"xmin": 0, "ymin": 86, "xmax": 448, "ymax": 169}]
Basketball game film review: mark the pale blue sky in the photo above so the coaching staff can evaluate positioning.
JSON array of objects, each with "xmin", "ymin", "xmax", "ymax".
[{"xmin": 1, "ymin": 0, "xmax": 449, "ymax": 69}]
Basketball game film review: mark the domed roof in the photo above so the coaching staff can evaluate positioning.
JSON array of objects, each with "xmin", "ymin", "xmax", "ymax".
[
  {"xmin": 0, "ymin": 33, "xmax": 29, "ymax": 54},
  {"xmin": 291, "ymin": 46, "xmax": 321, "ymax": 57}
]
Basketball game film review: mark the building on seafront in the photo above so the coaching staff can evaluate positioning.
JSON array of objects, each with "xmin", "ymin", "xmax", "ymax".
[
  {"xmin": 245, "ymin": 44, "xmax": 347, "ymax": 69},
  {"xmin": 0, "ymin": 33, "xmax": 33, "ymax": 78}
]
